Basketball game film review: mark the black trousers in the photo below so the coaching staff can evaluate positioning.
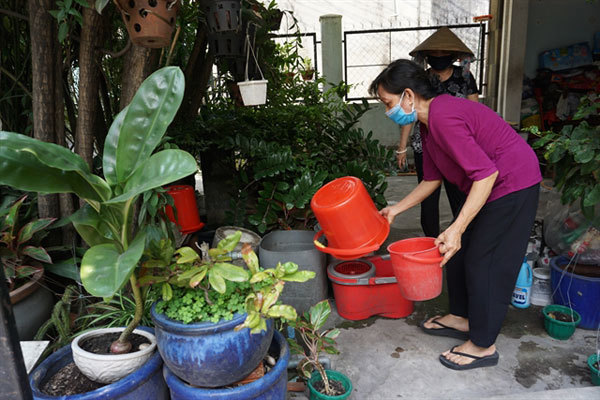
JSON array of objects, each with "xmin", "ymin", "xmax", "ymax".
[
  {"xmin": 446, "ymin": 183, "xmax": 540, "ymax": 347},
  {"xmin": 414, "ymin": 152, "xmax": 466, "ymax": 237}
]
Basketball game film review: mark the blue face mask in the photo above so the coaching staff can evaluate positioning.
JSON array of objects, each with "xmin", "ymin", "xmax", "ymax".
[{"xmin": 385, "ymin": 92, "xmax": 417, "ymax": 126}]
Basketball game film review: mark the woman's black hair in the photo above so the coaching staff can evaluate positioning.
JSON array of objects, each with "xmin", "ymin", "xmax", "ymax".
[{"xmin": 369, "ymin": 59, "xmax": 442, "ymax": 99}]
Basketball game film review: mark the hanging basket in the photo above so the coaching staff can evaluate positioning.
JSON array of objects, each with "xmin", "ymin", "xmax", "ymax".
[
  {"xmin": 205, "ymin": 0, "xmax": 242, "ymax": 33},
  {"xmin": 238, "ymin": 80, "xmax": 267, "ymax": 106},
  {"xmin": 117, "ymin": 0, "xmax": 180, "ymax": 48},
  {"xmin": 237, "ymin": 31, "xmax": 267, "ymax": 106}
]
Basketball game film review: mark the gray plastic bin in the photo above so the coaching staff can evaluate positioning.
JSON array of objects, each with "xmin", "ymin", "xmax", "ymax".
[{"xmin": 258, "ymin": 230, "xmax": 327, "ymax": 315}]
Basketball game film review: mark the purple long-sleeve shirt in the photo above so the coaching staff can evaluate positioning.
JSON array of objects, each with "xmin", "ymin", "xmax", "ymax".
[{"xmin": 422, "ymin": 94, "xmax": 542, "ymax": 203}]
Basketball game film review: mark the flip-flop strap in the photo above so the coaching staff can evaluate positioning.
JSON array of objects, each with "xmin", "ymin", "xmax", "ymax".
[
  {"xmin": 449, "ymin": 345, "xmax": 482, "ymax": 360},
  {"xmin": 431, "ymin": 318, "xmax": 453, "ymax": 330}
]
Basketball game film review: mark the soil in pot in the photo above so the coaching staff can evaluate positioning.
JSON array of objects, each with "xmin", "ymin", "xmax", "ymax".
[
  {"xmin": 594, "ymin": 361, "xmax": 599, "ymax": 370},
  {"xmin": 312, "ymin": 378, "xmax": 346, "ymax": 396},
  {"xmin": 548, "ymin": 311, "xmax": 576, "ymax": 322},
  {"xmin": 79, "ymin": 332, "xmax": 150, "ymax": 354},
  {"xmin": 42, "ymin": 362, "xmax": 105, "ymax": 396},
  {"xmin": 556, "ymin": 260, "xmax": 600, "ymax": 278}
]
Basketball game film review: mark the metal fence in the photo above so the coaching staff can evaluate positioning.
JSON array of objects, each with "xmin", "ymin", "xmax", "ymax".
[
  {"xmin": 343, "ymin": 24, "xmax": 487, "ymax": 101},
  {"xmin": 270, "ymin": 32, "xmax": 319, "ymax": 76}
]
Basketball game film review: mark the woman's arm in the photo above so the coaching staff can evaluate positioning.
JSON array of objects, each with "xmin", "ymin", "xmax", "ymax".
[
  {"xmin": 397, "ymin": 123, "xmax": 413, "ymax": 168},
  {"xmin": 435, "ymin": 170, "xmax": 498, "ymax": 266},
  {"xmin": 380, "ymin": 179, "xmax": 442, "ymax": 224},
  {"xmin": 467, "ymin": 93, "xmax": 479, "ymax": 102}
]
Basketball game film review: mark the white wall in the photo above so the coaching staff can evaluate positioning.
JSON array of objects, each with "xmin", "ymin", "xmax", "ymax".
[{"xmin": 524, "ymin": 0, "xmax": 600, "ymax": 78}]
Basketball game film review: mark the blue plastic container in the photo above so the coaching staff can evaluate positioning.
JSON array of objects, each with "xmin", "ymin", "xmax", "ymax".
[
  {"xmin": 512, "ymin": 257, "xmax": 532, "ymax": 308},
  {"xmin": 550, "ymin": 256, "xmax": 600, "ymax": 329},
  {"xmin": 163, "ymin": 330, "xmax": 289, "ymax": 399},
  {"xmin": 29, "ymin": 327, "xmax": 168, "ymax": 400},
  {"xmin": 151, "ymin": 303, "xmax": 274, "ymax": 388}
]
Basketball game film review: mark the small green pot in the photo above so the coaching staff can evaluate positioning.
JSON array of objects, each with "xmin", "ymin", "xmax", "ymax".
[
  {"xmin": 308, "ymin": 369, "xmax": 352, "ymax": 400},
  {"xmin": 588, "ymin": 354, "xmax": 600, "ymax": 386},
  {"xmin": 542, "ymin": 304, "xmax": 581, "ymax": 340}
]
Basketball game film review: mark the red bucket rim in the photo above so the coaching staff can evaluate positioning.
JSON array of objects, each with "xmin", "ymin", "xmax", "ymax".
[{"xmin": 387, "ymin": 237, "xmax": 438, "ymax": 256}]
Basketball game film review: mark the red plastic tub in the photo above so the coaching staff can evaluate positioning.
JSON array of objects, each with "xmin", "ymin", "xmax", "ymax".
[
  {"xmin": 327, "ymin": 255, "xmax": 414, "ymax": 320},
  {"xmin": 165, "ymin": 185, "xmax": 205, "ymax": 234},
  {"xmin": 311, "ymin": 177, "xmax": 389, "ymax": 260},
  {"xmin": 387, "ymin": 237, "xmax": 443, "ymax": 301}
]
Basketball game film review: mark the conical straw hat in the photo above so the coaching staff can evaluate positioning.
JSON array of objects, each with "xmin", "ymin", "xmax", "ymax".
[{"xmin": 409, "ymin": 27, "xmax": 474, "ymax": 57}]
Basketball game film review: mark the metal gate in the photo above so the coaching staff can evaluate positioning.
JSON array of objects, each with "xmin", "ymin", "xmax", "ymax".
[{"xmin": 343, "ymin": 23, "xmax": 487, "ymax": 101}]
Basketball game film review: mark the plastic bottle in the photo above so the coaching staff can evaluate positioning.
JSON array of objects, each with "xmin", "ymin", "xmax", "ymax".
[{"xmin": 511, "ymin": 257, "xmax": 532, "ymax": 308}]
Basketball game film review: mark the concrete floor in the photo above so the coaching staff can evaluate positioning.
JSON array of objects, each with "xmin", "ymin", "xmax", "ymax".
[{"xmin": 288, "ymin": 175, "xmax": 600, "ymax": 399}]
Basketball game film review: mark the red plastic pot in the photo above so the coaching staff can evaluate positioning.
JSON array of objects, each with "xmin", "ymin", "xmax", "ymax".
[
  {"xmin": 165, "ymin": 185, "xmax": 204, "ymax": 234},
  {"xmin": 311, "ymin": 176, "xmax": 389, "ymax": 260},
  {"xmin": 387, "ymin": 237, "xmax": 443, "ymax": 301}
]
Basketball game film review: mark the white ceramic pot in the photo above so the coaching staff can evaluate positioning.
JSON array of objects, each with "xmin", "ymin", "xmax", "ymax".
[{"xmin": 71, "ymin": 327, "xmax": 157, "ymax": 383}]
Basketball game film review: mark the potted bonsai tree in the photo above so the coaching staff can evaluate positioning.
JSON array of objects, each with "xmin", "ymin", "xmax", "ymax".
[
  {"xmin": 288, "ymin": 299, "xmax": 352, "ymax": 400},
  {"xmin": 1, "ymin": 66, "xmax": 197, "ymax": 391},
  {"xmin": 145, "ymin": 231, "xmax": 315, "ymax": 393},
  {"xmin": 1, "ymin": 194, "xmax": 55, "ymax": 340}
]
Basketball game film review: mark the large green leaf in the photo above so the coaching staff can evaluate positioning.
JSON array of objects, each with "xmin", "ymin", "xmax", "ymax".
[
  {"xmin": 102, "ymin": 106, "xmax": 128, "ymax": 186},
  {"xmin": 115, "ymin": 67, "xmax": 185, "ymax": 183},
  {"xmin": 0, "ymin": 132, "xmax": 111, "ymax": 201},
  {"xmin": 71, "ymin": 205, "xmax": 114, "ymax": 246},
  {"xmin": 80, "ymin": 231, "xmax": 146, "ymax": 298},
  {"xmin": 106, "ymin": 150, "xmax": 197, "ymax": 204}
]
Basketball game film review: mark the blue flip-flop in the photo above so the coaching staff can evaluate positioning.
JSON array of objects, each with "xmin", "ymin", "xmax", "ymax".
[
  {"xmin": 439, "ymin": 346, "xmax": 499, "ymax": 370},
  {"xmin": 420, "ymin": 317, "xmax": 469, "ymax": 340}
]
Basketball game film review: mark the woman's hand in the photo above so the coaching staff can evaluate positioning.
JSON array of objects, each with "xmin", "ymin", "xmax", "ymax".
[
  {"xmin": 380, "ymin": 205, "xmax": 400, "ymax": 225},
  {"xmin": 396, "ymin": 151, "xmax": 407, "ymax": 169},
  {"xmin": 435, "ymin": 225, "xmax": 462, "ymax": 267}
]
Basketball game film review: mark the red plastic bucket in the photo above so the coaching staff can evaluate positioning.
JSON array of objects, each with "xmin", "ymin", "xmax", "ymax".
[
  {"xmin": 165, "ymin": 185, "xmax": 205, "ymax": 234},
  {"xmin": 311, "ymin": 177, "xmax": 389, "ymax": 260},
  {"xmin": 387, "ymin": 237, "xmax": 443, "ymax": 301}
]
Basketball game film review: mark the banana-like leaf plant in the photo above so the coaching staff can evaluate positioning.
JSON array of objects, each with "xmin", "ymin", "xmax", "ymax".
[{"xmin": 0, "ymin": 66, "xmax": 197, "ymax": 353}]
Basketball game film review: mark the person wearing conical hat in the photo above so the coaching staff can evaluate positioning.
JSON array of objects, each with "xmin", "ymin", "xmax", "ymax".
[{"xmin": 396, "ymin": 27, "xmax": 479, "ymax": 246}]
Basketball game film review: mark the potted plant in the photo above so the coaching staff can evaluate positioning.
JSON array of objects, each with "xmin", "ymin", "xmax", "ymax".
[
  {"xmin": 542, "ymin": 304, "xmax": 581, "ymax": 340},
  {"xmin": 530, "ymin": 94, "xmax": 600, "ymax": 329},
  {"xmin": 1, "ymin": 194, "xmax": 56, "ymax": 340},
  {"xmin": 288, "ymin": 299, "xmax": 352, "ymax": 400},
  {"xmin": 1, "ymin": 66, "xmax": 197, "ymax": 391},
  {"xmin": 301, "ymin": 57, "xmax": 315, "ymax": 80},
  {"xmin": 145, "ymin": 231, "xmax": 315, "ymax": 391}
]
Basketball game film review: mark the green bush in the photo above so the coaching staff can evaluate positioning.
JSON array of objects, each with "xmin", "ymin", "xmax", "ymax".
[{"xmin": 176, "ymin": 37, "xmax": 395, "ymax": 233}]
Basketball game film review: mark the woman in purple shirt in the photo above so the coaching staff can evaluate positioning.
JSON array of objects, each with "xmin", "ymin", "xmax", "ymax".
[{"xmin": 370, "ymin": 60, "xmax": 541, "ymax": 371}]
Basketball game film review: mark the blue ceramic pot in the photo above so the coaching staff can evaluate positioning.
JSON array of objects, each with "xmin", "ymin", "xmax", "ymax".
[
  {"xmin": 29, "ymin": 327, "xmax": 167, "ymax": 400},
  {"xmin": 151, "ymin": 303, "xmax": 274, "ymax": 387},
  {"xmin": 163, "ymin": 330, "xmax": 289, "ymax": 399}
]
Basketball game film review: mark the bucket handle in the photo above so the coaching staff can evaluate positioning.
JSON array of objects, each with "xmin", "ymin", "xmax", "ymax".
[
  {"xmin": 402, "ymin": 253, "xmax": 444, "ymax": 264},
  {"xmin": 313, "ymin": 230, "xmax": 380, "ymax": 256}
]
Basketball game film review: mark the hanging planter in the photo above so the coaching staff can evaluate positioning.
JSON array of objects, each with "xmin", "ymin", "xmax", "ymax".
[
  {"xmin": 117, "ymin": 0, "xmax": 180, "ymax": 48},
  {"xmin": 209, "ymin": 31, "xmax": 244, "ymax": 58},
  {"xmin": 238, "ymin": 32, "xmax": 267, "ymax": 106},
  {"xmin": 205, "ymin": 0, "xmax": 242, "ymax": 33},
  {"xmin": 542, "ymin": 304, "xmax": 581, "ymax": 340}
]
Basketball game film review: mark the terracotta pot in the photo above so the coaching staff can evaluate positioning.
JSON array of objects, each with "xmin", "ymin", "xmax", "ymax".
[{"xmin": 117, "ymin": 0, "xmax": 180, "ymax": 48}]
